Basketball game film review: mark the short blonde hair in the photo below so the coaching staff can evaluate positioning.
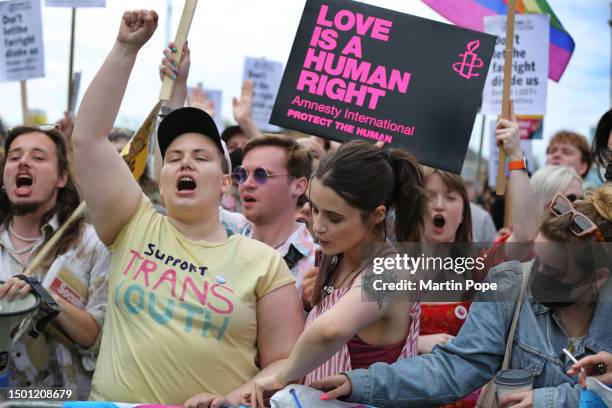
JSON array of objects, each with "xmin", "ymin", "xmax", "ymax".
[{"xmin": 531, "ymin": 165, "xmax": 581, "ymax": 211}]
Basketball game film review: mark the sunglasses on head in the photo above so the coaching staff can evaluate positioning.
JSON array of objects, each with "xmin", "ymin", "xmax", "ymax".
[
  {"xmin": 232, "ymin": 166, "xmax": 290, "ymax": 185},
  {"xmin": 565, "ymin": 194, "xmax": 583, "ymax": 202},
  {"xmin": 549, "ymin": 193, "xmax": 603, "ymax": 242}
]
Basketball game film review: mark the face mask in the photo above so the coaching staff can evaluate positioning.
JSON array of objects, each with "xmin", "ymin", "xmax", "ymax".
[{"xmin": 530, "ymin": 259, "xmax": 594, "ymax": 308}]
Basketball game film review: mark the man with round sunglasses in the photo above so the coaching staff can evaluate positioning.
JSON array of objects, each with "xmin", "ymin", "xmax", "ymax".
[{"xmin": 228, "ymin": 134, "xmax": 317, "ymax": 295}]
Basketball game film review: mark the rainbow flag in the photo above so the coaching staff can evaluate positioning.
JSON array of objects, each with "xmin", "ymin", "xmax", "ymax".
[{"xmin": 422, "ymin": 0, "xmax": 574, "ymax": 81}]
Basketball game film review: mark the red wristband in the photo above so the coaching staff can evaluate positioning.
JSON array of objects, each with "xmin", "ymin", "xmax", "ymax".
[{"xmin": 508, "ymin": 158, "xmax": 527, "ymax": 171}]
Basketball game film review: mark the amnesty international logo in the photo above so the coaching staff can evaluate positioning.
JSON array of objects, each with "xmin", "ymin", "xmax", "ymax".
[{"xmin": 453, "ymin": 40, "xmax": 485, "ymax": 80}]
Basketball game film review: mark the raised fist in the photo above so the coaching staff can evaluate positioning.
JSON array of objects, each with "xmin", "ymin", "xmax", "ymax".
[{"xmin": 117, "ymin": 9, "xmax": 158, "ymax": 51}]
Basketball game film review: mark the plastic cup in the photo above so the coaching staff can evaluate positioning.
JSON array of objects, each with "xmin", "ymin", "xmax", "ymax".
[{"xmin": 495, "ymin": 369, "xmax": 533, "ymax": 407}]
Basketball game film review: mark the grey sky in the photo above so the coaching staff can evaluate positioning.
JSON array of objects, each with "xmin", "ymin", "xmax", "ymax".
[{"xmin": 0, "ymin": 0, "xmax": 609, "ymax": 165}]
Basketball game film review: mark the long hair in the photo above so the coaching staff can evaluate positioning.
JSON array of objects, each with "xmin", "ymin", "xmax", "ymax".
[
  {"xmin": 310, "ymin": 140, "xmax": 427, "ymax": 306},
  {"xmin": 0, "ymin": 127, "xmax": 84, "ymax": 265},
  {"xmin": 421, "ymin": 166, "xmax": 472, "ymax": 242},
  {"xmin": 592, "ymin": 109, "xmax": 612, "ymax": 168}
]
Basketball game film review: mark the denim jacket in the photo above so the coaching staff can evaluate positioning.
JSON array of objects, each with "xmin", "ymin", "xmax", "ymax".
[{"xmin": 345, "ymin": 260, "xmax": 612, "ymax": 407}]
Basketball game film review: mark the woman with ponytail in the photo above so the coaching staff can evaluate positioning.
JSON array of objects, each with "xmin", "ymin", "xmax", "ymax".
[{"xmin": 244, "ymin": 140, "xmax": 426, "ymax": 407}]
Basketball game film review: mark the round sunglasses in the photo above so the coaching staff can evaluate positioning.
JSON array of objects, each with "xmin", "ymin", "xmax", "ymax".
[{"xmin": 232, "ymin": 166, "xmax": 290, "ymax": 185}]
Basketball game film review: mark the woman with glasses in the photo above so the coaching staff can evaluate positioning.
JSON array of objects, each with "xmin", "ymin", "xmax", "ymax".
[
  {"xmin": 242, "ymin": 140, "xmax": 426, "ymax": 407},
  {"xmin": 312, "ymin": 184, "xmax": 612, "ymax": 408}
]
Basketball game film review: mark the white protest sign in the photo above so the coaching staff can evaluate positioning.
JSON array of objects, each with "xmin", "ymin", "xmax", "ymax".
[
  {"xmin": 488, "ymin": 119, "xmax": 535, "ymax": 188},
  {"xmin": 481, "ymin": 14, "xmax": 549, "ymax": 116},
  {"xmin": 46, "ymin": 0, "xmax": 105, "ymax": 7},
  {"xmin": 0, "ymin": 0, "xmax": 44, "ymax": 82},
  {"xmin": 243, "ymin": 57, "xmax": 283, "ymax": 132},
  {"xmin": 188, "ymin": 84, "xmax": 223, "ymax": 131}
]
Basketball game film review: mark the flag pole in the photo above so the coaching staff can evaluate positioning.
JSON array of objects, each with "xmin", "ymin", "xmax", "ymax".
[
  {"xmin": 67, "ymin": 8, "xmax": 76, "ymax": 113},
  {"xmin": 495, "ymin": 0, "xmax": 516, "ymax": 196}
]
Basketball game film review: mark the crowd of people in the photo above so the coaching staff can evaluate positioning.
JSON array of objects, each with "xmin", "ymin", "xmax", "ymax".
[{"xmin": 0, "ymin": 9, "xmax": 611, "ymax": 408}]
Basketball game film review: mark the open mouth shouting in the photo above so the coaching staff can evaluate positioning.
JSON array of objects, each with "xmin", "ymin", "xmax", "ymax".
[
  {"xmin": 176, "ymin": 175, "xmax": 197, "ymax": 195},
  {"xmin": 14, "ymin": 173, "xmax": 33, "ymax": 197},
  {"xmin": 432, "ymin": 214, "xmax": 446, "ymax": 232}
]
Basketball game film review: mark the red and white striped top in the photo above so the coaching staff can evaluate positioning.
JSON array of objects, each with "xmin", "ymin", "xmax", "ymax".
[{"xmin": 304, "ymin": 280, "xmax": 420, "ymax": 384}]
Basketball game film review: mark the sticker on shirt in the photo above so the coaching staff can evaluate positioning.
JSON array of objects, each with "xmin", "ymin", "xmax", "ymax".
[
  {"xmin": 454, "ymin": 305, "xmax": 468, "ymax": 320},
  {"xmin": 50, "ymin": 264, "xmax": 88, "ymax": 309}
]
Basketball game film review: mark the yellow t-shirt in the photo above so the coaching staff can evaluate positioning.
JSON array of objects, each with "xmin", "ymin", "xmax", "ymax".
[{"xmin": 90, "ymin": 196, "xmax": 294, "ymax": 404}]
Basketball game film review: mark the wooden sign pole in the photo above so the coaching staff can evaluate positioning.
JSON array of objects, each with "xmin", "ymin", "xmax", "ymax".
[
  {"xmin": 159, "ymin": 0, "xmax": 198, "ymax": 102},
  {"xmin": 495, "ymin": 0, "xmax": 517, "ymax": 196}
]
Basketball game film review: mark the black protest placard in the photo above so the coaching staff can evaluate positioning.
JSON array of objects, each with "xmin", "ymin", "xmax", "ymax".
[{"xmin": 270, "ymin": 0, "xmax": 496, "ymax": 173}]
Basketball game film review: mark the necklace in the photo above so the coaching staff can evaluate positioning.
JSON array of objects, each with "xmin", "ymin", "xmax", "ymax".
[
  {"xmin": 323, "ymin": 257, "xmax": 364, "ymax": 295},
  {"xmin": 9, "ymin": 222, "xmax": 42, "ymax": 243},
  {"xmin": 13, "ymin": 242, "xmax": 36, "ymax": 255},
  {"xmin": 560, "ymin": 309, "xmax": 592, "ymax": 353}
]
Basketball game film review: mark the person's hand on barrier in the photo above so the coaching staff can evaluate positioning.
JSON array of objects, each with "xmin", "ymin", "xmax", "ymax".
[
  {"xmin": 418, "ymin": 333, "xmax": 455, "ymax": 354},
  {"xmin": 568, "ymin": 351, "xmax": 612, "ymax": 387},
  {"xmin": 159, "ymin": 41, "xmax": 191, "ymax": 83},
  {"xmin": 242, "ymin": 374, "xmax": 285, "ymax": 408},
  {"xmin": 496, "ymin": 101, "xmax": 521, "ymax": 162},
  {"xmin": 0, "ymin": 277, "xmax": 32, "ymax": 302},
  {"xmin": 116, "ymin": 9, "xmax": 158, "ymax": 52},
  {"xmin": 310, "ymin": 374, "xmax": 352, "ymax": 401},
  {"xmin": 498, "ymin": 390, "xmax": 532, "ymax": 408},
  {"xmin": 301, "ymin": 266, "xmax": 319, "ymax": 310},
  {"xmin": 183, "ymin": 392, "xmax": 229, "ymax": 408}
]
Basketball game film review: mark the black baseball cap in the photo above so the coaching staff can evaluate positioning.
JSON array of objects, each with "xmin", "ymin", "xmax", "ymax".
[{"xmin": 158, "ymin": 107, "xmax": 224, "ymax": 160}]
